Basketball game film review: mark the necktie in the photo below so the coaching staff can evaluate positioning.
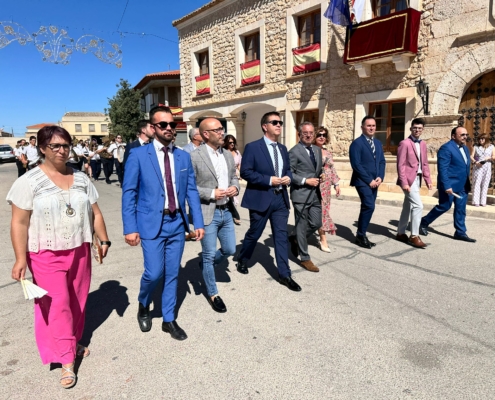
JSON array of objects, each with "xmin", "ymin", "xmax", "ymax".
[
  {"xmin": 368, "ymin": 138, "xmax": 375, "ymax": 157},
  {"xmin": 306, "ymin": 145, "xmax": 317, "ymax": 169},
  {"xmin": 271, "ymin": 143, "xmax": 280, "ymax": 177},
  {"xmin": 161, "ymin": 147, "xmax": 176, "ymax": 212}
]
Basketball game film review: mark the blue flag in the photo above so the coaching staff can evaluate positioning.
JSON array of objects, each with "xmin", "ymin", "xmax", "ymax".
[{"xmin": 324, "ymin": 0, "xmax": 351, "ymax": 26}]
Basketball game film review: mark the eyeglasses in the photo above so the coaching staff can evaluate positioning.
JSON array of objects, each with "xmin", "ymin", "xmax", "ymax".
[
  {"xmin": 46, "ymin": 143, "xmax": 71, "ymax": 152},
  {"xmin": 316, "ymin": 133, "xmax": 327, "ymax": 138},
  {"xmin": 228, "ymin": 142, "xmax": 235, "ymax": 145},
  {"xmin": 204, "ymin": 127, "xmax": 225, "ymax": 134},
  {"xmin": 152, "ymin": 121, "xmax": 177, "ymax": 130},
  {"xmin": 266, "ymin": 120, "xmax": 283, "ymax": 126},
  {"xmin": 301, "ymin": 132, "xmax": 314, "ymax": 137},
  {"xmin": 116, "ymin": 136, "xmax": 122, "ymax": 139},
  {"xmin": 460, "ymin": 134, "xmax": 468, "ymax": 137},
  {"xmin": 411, "ymin": 127, "xmax": 424, "ymax": 131}
]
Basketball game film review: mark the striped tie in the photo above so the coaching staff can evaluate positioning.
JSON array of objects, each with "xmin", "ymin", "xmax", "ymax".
[
  {"xmin": 271, "ymin": 143, "xmax": 279, "ymax": 177},
  {"xmin": 368, "ymin": 138, "xmax": 375, "ymax": 157}
]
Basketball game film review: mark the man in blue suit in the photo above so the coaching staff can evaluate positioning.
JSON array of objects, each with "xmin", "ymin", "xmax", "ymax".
[
  {"xmin": 122, "ymin": 106, "xmax": 205, "ymax": 341},
  {"xmin": 349, "ymin": 116, "xmax": 386, "ymax": 249},
  {"xmin": 236, "ymin": 111, "xmax": 301, "ymax": 292},
  {"xmin": 420, "ymin": 126, "xmax": 476, "ymax": 242}
]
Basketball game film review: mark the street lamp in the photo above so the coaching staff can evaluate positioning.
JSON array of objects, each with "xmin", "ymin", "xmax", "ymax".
[
  {"xmin": 241, "ymin": 110, "xmax": 247, "ymax": 121},
  {"xmin": 416, "ymin": 78, "xmax": 430, "ymax": 115}
]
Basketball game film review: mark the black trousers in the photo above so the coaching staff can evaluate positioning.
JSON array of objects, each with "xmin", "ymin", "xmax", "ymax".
[
  {"xmin": 90, "ymin": 160, "xmax": 101, "ymax": 180},
  {"xmin": 101, "ymin": 157, "xmax": 114, "ymax": 182},
  {"xmin": 114, "ymin": 158, "xmax": 123, "ymax": 186},
  {"xmin": 15, "ymin": 160, "xmax": 26, "ymax": 177}
]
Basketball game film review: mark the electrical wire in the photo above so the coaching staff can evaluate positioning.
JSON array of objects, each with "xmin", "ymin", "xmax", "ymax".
[{"xmin": 116, "ymin": 0, "xmax": 130, "ymax": 31}]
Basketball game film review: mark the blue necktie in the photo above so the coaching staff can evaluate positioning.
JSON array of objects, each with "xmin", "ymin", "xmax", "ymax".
[{"xmin": 306, "ymin": 146, "xmax": 317, "ymax": 169}]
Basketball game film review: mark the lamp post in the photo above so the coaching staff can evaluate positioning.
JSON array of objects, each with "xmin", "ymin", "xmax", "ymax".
[
  {"xmin": 241, "ymin": 110, "xmax": 247, "ymax": 121},
  {"xmin": 416, "ymin": 78, "xmax": 430, "ymax": 115}
]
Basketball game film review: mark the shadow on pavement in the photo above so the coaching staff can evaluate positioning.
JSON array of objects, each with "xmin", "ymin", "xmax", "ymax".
[
  {"xmin": 80, "ymin": 280, "xmax": 129, "ymax": 347},
  {"xmin": 335, "ymin": 223, "xmax": 355, "ymax": 243}
]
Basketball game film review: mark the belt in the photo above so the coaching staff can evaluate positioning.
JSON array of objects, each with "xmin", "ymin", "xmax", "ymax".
[
  {"xmin": 216, "ymin": 204, "xmax": 228, "ymax": 210},
  {"xmin": 273, "ymin": 188, "xmax": 282, "ymax": 195},
  {"xmin": 163, "ymin": 209, "xmax": 179, "ymax": 215}
]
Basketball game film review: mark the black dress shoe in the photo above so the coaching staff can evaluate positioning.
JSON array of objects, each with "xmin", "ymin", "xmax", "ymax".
[
  {"xmin": 453, "ymin": 234, "xmax": 476, "ymax": 243},
  {"xmin": 419, "ymin": 220, "xmax": 429, "ymax": 236},
  {"xmin": 288, "ymin": 235, "xmax": 299, "ymax": 257},
  {"xmin": 208, "ymin": 296, "xmax": 227, "ymax": 313},
  {"xmin": 279, "ymin": 276, "xmax": 301, "ymax": 292},
  {"xmin": 137, "ymin": 303, "xmax": 152, "ymax": 332},
  {"xmin": 355, "ymin": 235, "xmax": 372, "ymax": 249},
  {"xmin": 162, "ymin": 321, "xmax": 188, "ymax": 341},
  {"xmin": 236, "ymin": 259, "xmax": 248, "ymax": 274}
]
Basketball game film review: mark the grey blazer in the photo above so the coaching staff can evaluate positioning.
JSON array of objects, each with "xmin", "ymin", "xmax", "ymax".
[
  {"xmin": 190, "ymin": 144, "xmax": 240, "ymax": 225},
  {"xmin": 289, "ymin": 142, "xmax": 323, "ymax": 204}
]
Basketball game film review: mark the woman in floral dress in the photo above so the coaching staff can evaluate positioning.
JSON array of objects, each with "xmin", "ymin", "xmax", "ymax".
[
  {"xmin": 314, "ymin": 127, "xmax": 340, "ymax": 252},
  {"xmin": 470, "ymin": 133, "xmax": 494, "ymax": 206}
]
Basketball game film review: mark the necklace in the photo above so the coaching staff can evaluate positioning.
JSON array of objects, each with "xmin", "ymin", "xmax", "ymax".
[{"xmin": 46, "ymin": 165, "xmax": 76, "ymax": 217}]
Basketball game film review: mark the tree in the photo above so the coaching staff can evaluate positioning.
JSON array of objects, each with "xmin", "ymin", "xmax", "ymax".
[{"xmin": 105, "ymin": 78, "xmax": 144, "ymax": 142}]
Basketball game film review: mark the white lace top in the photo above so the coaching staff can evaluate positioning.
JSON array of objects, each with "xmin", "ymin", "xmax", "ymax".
[{"xmin": 6, "ymin": 168, "xmax": 99, "ymax": 253}]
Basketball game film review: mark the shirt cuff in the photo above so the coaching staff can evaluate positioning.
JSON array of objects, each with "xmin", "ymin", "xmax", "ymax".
[
  {"xmin": 302, "ymin": 178, "xmax": 306, "ymax": 185},
  {"xmin": 210, "ymin": 189, "xmax": 216, "ymax": 200}
]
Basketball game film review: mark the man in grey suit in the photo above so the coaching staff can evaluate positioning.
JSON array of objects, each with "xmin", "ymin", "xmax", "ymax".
[
  {"xmin": 190, "ymin": 118, "xmax": 240, "ymax": 313},
  {"xmin": 288, "ymin": 122, "xmax": 323, "ymax": 272}
]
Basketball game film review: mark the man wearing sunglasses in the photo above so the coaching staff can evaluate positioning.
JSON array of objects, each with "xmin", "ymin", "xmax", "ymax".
[
  {"xmin": 420, "ymin": 126, "xmax": 476, "ymax": 242},
  {"xmin": 236, "ymin": 111, "xmax": 301, "ymax": 292},
  {"xmin": 122, "ymin": 105, "xmax": 205, "ymax": 341}
]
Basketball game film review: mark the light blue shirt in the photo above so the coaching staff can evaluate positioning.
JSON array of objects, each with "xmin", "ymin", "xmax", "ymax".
[{"xmin": 263, "ymin": 135, "xmax": 283, "ymax": 178}]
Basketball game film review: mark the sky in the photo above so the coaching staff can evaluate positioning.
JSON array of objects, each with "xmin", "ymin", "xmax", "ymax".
[{"xmin": 0, "ymin": 0, "xmax": 209, "ymax": 135}]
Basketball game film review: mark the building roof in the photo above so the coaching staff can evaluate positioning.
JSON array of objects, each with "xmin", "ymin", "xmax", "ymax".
[
  {"xmin": 26, "ymin": 123, "xmax": 57, "ymax": 129},
  {"xmin": 134, "ymin": 70, "xmax": 181, "ymax": 90},
  {"xmin": 63, "ymin": 112, "xmax": 106, "ymax": 117},
  {"xmin": 172, "ymin": 0, "xmax": 226, "ymax": 26}
]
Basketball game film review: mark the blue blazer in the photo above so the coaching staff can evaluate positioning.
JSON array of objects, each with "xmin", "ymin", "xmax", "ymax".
[
  {"xmin": 240, "ymin": 137, "xmax": 292, "ymax": 212},
  {"xmin": 122, "ymin": 144, "xmax": 204, "ymax": 239},
  {"xmin": 437, "ymin": 140, "xmax": 471, "ymax": 193},
  {"xmin": 349, "ymin": 134, "xmax": 386, "ymax": 187}
]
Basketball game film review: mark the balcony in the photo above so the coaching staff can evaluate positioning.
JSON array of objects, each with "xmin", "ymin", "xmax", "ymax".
[
  {"xmin": 240, "ymin": 59, "xmax": 261, "ymax": 86},
  {"xmin": 343, "ymin": 8, "xmax": 421, "ymax": 78},
  {"xmin": 195, "ymin": 74, "xmax": 210, "ymax": 96},
  {"xmin": 292, "ymin": 42, "xmax": 320, "ymax": 75}
]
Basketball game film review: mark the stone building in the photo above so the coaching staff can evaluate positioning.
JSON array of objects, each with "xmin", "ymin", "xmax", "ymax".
[
  {"xmin": 60, "ymin": 112, "xmax": 109, "ymax": 141},
  {"xmin": 173, "ymin": 0, "xmax": 495, "ymax": 193}
]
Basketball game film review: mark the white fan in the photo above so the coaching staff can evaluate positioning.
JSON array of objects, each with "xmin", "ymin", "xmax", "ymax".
[{"xmin": 21, "ymin": 279, "xmax": 48, "ymax": 300}]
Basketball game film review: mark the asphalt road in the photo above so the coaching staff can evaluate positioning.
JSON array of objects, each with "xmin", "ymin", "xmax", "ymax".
[{"xmin": 0, "ymin": 161, "xmax": 494, "ymax": 400}]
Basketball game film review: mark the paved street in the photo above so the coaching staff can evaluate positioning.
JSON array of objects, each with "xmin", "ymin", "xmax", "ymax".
[{"xmin": 0, "ymin": 161, "xmax": 494, "ymax": 400}]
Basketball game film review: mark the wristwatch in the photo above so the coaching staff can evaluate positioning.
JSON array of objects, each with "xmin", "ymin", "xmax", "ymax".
[{"xmin": 100, "ymin": 241, "xmax": 112, "ymax": 247}]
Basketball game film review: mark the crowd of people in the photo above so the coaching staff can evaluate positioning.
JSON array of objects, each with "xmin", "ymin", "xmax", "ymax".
[{"xmin": 6, "ymin": 106, "xmax": 493, "ymax": 389}]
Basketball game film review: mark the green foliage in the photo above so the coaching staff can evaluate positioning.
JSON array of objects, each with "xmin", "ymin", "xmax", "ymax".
[{"xmin": 105, "ymin": 78, "xmax": 144, "ymax": 142}]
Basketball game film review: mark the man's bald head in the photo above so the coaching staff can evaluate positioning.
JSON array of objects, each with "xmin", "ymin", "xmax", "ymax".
[{"xmin": 199, "ymin": 118, "xmax": 225, "ymax": 148}]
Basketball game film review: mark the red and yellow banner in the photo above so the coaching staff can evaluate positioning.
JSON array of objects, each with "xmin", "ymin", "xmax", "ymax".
[
  {"xmin": 240, "ymin": 59, "xmax": 261, "ymax": 86},
  {"xmin": 293, "ymin": 43, "xmax": 320, "ymax": 75},
  {"xmin": 195, "ymin": 74, "xmax": 210, "ymax": 95},
  {"xmin": 169, "ymin": 106, "xmax": 183, "ymax": 115}
]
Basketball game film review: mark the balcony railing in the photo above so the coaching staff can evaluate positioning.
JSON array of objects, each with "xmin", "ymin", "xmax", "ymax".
[
  {"xmin": 240, "ymin": 59, "xmax": 261, "ymax": 86},
  {"xmin": 344, "ymin": 8, "xmax": 421, "ymax": 65},
  {"xmin": 195, "ymin": 74, "xmax": 210, "ymax": 96},
  {"xmin": 292, "ymin": 42, "xmax": 320, "ymax": 75}
]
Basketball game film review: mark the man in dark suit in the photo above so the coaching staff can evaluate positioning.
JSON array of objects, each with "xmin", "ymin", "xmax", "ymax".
[
  {"xmin": 123, "ymin": 119, "xmax": 154, "ymax": 172},
  {"xmin": 236, "ymin": 111, "xmax": 300, "ymax": 291},
  {"xmin": 122, "ymin": 106, "xmax": 205, "ymax": 341},
  {"xmin": 420, "ymin": 126, "xmax": 476, "ymax": 242},
  {"xmin": 288, "ymin": 122, "xmax": 323, "ymax": 272},
  {"xmin": 349, "ymin": 115, "xmax": 386, "ymax": 249}
]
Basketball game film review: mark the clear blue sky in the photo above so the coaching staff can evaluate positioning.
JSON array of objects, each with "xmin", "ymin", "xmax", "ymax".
[{"xmin": 0, "ymin": 0, "xmax": 208, "ymax": 135}]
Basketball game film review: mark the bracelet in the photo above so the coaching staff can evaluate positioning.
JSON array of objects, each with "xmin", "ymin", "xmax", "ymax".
[{"xmin": 100, "ymin": 241, "xmax": 112, "ymax": 247}]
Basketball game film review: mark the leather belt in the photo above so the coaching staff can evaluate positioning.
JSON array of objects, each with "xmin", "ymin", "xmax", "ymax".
[
  {"xmin": 163, "ymin": 209, "xmax": 178, "ymax": 215},
  {"xmin": 273, "ymin": 189, "xmax": 282, "ymax": 194},
  {"xmin": 216, "ymin": 204, "xmax": 228, "ymax": 210}
]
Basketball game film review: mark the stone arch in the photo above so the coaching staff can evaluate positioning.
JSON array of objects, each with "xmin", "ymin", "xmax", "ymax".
[
  {"xmin": 430, "ymin": 41, "xmax": 495, "ymax": 116},
  {"xmin": 188, "ymin": 109, "xmax": 222, "ymax": 120}
]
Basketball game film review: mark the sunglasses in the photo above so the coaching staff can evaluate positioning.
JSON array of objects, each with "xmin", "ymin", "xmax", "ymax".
[
  {"xmin": 228, "ymin": 142, "xmax": 235, "ymax": 144},
  {"xmin": 46, "ymin": 143, "xmax": 71, "ymax": 152},
  {"xmin": 266, "ymin": 120, "xmax": 283, "ymax": 126},
  {"xmin": 316, "ymin": 133, "xmax": 327, "ymax": 138},
  {"xmin": 152, "ymin": 121, "xmax": 177, "ymax": 130}
]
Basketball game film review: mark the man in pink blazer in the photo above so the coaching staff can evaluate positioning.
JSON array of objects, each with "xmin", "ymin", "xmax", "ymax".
[{"xmin": 396, "ymin": 118, "xmax": 433, "ymax": 248}]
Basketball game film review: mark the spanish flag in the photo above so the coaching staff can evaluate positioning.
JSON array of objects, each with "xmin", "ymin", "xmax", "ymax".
[
  {"xmin": 240, "ymin": 59, "xmax": 261, "ymax": 86},
  {"xmin": 195, "ymin": 74, "xmax": 210, "ymax": 95},
  {"xmin": 293, "ymin": 43, "xmax": 321, "ymax": 74}
]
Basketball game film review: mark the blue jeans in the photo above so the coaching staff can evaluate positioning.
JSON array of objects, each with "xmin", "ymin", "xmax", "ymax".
[{"xmin": 200, "ymin": 208, "xmax": 236, "ymax": 297}]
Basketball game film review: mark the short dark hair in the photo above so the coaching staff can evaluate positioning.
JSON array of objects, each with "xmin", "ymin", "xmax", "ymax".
[
  {"xmin": 361, "ymin": 116, "xmax": 376, "ymax": 126},
  {"xmin": 411, "ymin": 118, "xmax": 425, "ymax": 126},
  {"xmin": 222, "ymin": 134, "xmax": 237, "ymax": 151},
  {"xmin": 29, "ymin": 136, "xmax": 36, "ymax": 141},
  {"xmin": 37, "ymin": 126, "xmax": 72, "ymax": 159},
  {"xmin": 137, "ymin": 119, "xmax": 150, "ymax": 134},
  {"xmin": 261, "ymin": 111, "xmax": 280, "ymax": 132},
  {"xmin": 149, "ymin": 106, "xmax": 173, "ymax": 123},
  {"xmin": 451, "ymin": 126, "xmax": 462, "ymax": 138}
]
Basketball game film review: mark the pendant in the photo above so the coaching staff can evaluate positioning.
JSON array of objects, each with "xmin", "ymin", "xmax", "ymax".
[{"xmin": 66, "ymin": 205, "xmax": 76, "ymax": 217}]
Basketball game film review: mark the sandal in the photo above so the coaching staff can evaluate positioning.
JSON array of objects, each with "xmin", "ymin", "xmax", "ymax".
[
  {"xmin": 60, "ymin": 363, "xmax": 77, "ymax": 389},
  {"xmin": 76, "ymin": 344, "xmax": 90, "ymax": 359}
]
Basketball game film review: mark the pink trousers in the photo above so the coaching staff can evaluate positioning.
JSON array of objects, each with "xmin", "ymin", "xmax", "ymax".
[{"xmin": 27, "ymin": 243, "xmax": 91, "ymax": 365}]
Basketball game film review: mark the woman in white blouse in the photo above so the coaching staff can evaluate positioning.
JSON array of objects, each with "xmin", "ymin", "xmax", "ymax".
[{"xmin": 7, "ymin": 126, "xmax": 110, "ymax": 389}]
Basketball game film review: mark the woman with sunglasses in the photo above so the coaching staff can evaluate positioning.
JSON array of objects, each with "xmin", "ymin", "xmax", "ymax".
[
  {"xmin": 7, "ymin": 126, "xmax": 110, "ymax": 389},
  {"xmin": 313, "ymin": 126, "xmax": 340, "ymax": 252},
  {"xmin": 223, "ymin": 134, "xmax": 242, "ymax": 224}
]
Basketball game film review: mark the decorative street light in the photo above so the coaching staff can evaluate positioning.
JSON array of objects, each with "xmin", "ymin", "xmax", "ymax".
[
  {"xmin": 416, "ymin": 78, "xmax": 430, "ymax": 115},
  {"xmin": 241, "ymin": 110, "xmax": 247, "ymax": 121}
]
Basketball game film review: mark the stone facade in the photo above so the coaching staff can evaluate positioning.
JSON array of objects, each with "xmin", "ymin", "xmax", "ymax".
[{"xmin": 174, "ymin": 0, "xmax": 495, "ymax": 191}]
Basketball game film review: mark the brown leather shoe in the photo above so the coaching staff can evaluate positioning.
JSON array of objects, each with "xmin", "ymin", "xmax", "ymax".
[
  {"xmin": 408, "ymin": 235, "xmax": 427, "ymax": 249},
  {"xmin": 396, "ymin": 233, "xmax": 409, "ymax": 243},
  {"xmin": 185, "ymin": 231, "xmax": 197, "ymax": 241},
  {"xmin": 300, "ymin": 260, "xmax": 319, "ymax": 272}
]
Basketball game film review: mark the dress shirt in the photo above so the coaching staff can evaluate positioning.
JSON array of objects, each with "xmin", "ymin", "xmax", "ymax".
[
  {"xmin": 14, "ymin": 146, "xmax": 26, "ymax": 158},
  {"xmin": 153, "ymin": 140, "xmax": 179, "ymax": 210},
  {"xmin": 300, "ymin": 142, "xmax": 316, "ymax": 185},
  {"xmin": 108, "ymin": 142, "xmax": 126, "ymax": 158},
  {"xmin": 138, "ymin": 137, "xmax": 149, "ymax": 146},
  {"xmin": 458, "ymin": 144, "xmax": 467, "ymax": 164},
  {"xmin": 206, "ymin": 145, "xmax": 229, "ymax": 205},
  {"xmin": 25, "ymin": 145, "xmax": 38, "ymax": 161},
  {"xmin": 409, "ymin": 136, "xmax": 422, "ymax": 175},
  {"xmin": 263, "ymin": 135, "xmax": 283, "ymax": 186}
]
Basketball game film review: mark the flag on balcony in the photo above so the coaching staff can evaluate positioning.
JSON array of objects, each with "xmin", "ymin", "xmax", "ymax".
[
  {"xmin": 240, "ymin": 59, "xmax": 261, "ymax": 86},
  {"xmin": 324, "ymin": 0, "xmax": 351, "ymax": 26},
  {"xmin": 195, "ymin": 74, "xmax": 210, "ymax": 96},
  {"xmin": 293, "ymin": 43, "xmax": 321, "ymax": 74}
]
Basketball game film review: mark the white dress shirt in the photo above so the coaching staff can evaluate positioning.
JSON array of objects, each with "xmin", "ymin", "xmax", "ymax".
[
  {"xmin": 153, "ymin": 139, "xmax": 178, "ymax": 210},
  {"xmin": 263, "ymin": 135, "xmax": 283, "ymax": 188},
  {"xmin": 25, "ymin": 144, "xmax": 38, "ymax": 162},
  {"xmin": 206, "ymin": 145, "xmax": 229, "ymax": 205}
]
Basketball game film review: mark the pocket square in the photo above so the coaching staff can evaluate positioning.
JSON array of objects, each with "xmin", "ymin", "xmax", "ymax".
[{"xmin": 180, "ymin": 168, "xmax": 187, "ymax": 171}]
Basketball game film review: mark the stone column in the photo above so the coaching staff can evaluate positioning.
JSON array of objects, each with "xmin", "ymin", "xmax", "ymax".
[
  {"xmin": 278, "ymin": 110, "xmax": 286, "ymax": 147},
  {"xmin": 233, "ymin": 119, "xmax": 246, "ymax": 152},
  {"xmin": 185, "ymin": 119, "xmax": 197, "ymax": 131}
]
